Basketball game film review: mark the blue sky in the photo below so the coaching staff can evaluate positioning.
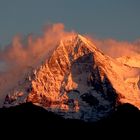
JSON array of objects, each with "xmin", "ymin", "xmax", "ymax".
[{"xmin": 0, "ymin": 0, "xmax": 140, "ymax": 46}]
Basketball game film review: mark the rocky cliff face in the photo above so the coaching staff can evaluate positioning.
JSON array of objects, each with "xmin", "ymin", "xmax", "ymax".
[{"xmin": 3, "ymin": 34, "xmax": 140, "ymax": 121}]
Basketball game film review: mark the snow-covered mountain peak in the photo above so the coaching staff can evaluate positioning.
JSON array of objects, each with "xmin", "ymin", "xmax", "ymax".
[{"xmin": 3, "ymin": 34, "xmax": 140, "ymax": 121}]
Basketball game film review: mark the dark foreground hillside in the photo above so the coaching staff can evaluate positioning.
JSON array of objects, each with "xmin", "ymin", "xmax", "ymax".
[{"xmin": 0, "ymin": 102, "xmax": 140, "ymax": 135}]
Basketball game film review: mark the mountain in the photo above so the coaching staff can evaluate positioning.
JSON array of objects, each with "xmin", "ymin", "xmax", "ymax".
[
  {"xmin": 1, "ymin": 102, "xmax": 140, "ymax": 135},
  {"xmin": 3, "ymin": 34, "xmax": 140, "ymax": 122},
  {"xmin": 117, "ymin": 54, "xmax": 140, "ymax": 68}
]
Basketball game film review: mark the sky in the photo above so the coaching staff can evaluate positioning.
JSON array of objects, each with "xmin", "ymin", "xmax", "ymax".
[{"xmin": 0, "ymin": 0, "xmax": 140, "ymax": 46}]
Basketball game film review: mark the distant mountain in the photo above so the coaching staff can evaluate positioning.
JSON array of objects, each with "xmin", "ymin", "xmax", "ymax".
[
  {"xmin": 3, "ymin": 34, "xmax": 140, "ymax": 122},
  {"xmin": 117, "ymin": 54, "xmax": 140, "ymax": 68}
]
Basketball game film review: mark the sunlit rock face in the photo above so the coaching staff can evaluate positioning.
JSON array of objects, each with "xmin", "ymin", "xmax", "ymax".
[{"xmin": 4, "ymin": 35, "xmax": 140, "ymax": 121}]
